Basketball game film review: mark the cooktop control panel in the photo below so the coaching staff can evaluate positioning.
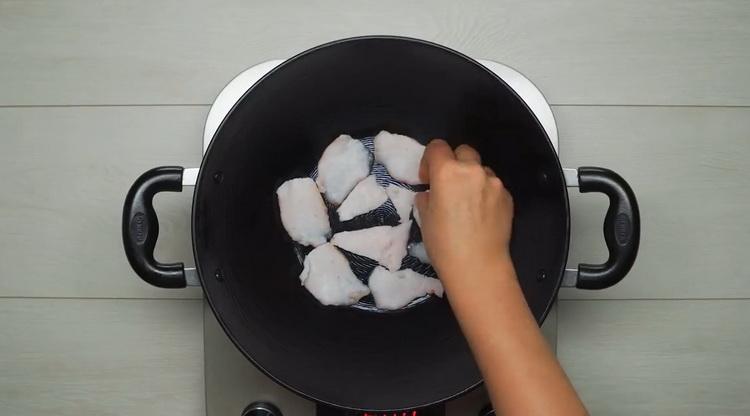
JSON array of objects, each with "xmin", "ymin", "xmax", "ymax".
[{"xmin": 316, "ymin": 404, "xmax": 445, "ymax": 416}]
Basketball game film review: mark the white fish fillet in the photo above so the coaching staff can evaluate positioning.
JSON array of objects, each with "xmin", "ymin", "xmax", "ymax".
[
  {"xmin": 368, "ymin": 266, "xmax": 444, "ymax": 310},
  {"xmin": 408, "ymin": 242, "xmax": 431, "ymax": 264},
  {"xmin": 373, "ymin": 130, "xmax": 425, "ymax": 185},
  {"xmin": 299, "ymin": 243, "xmax": 370, "ymax": 306},
  {"xmin": 276, "ymin": 178, "xmax": 331, "ymax": 247},
  {"xmin": 316, "ymin": 134, "xmax": 371, "ymax": 205},
  {"xmin": 337, "ymin": 175, "xmax": 388, "ymax": 222},
  {"xmin": 385, "ymin": 184, "xmax": 416, "ymax": 223},
  {"xmin": 331, "ymin": 221, "xmax": 412, "ymax": 271},
  {"xmin": 412, "ymin": 201, "xmax": 423, "ymax": 229}
]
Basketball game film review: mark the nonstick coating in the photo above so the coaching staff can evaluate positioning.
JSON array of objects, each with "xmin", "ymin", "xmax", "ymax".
[{"xmin": 193, "ymin": 36, "xmax": 569, "ymax": 411}]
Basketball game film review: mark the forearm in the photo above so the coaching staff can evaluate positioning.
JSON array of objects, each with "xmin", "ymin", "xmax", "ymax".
[{"xmin": 441, "ymin": 259, "xmax": 587, "ymax": 416}]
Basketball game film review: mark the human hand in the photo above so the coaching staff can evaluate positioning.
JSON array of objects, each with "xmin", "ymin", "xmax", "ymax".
[
  {"xmin": 416, "ymin": 141, "xmax": 585, "ymax": 415},
  {"xmin": 415, "ymin": 140, "xmax": 514, "ymax": 281}
]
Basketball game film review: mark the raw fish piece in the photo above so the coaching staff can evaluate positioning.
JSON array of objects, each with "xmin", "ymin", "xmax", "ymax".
[
  {"xmin": 368, "ymin": 266, "xmax": 444, "ymax": 310},
  {"xmin": 408, "ymin": 242, "xmax": 431, "ymax": 264},
  {"xmin": 373, "ymin": 130, "xmax": 425, "ymax": 185},
  {"xmin": 412, "ymin": 201, "xmax": 423, "ymax": 229},
  {"xmin": 385, "ymin": 185, "xmax": 416, "ymax": 223},
  {"xmin": 276, "ymin": 178, "xmax": 331, "ymax": 247},
  {"xmin": 299, "ymin": 243, "xmax": 370, "ymax": 306},
  {"xmin": 316, "ymin": 134, "xmax": 371, "ymax": 205},
  {"xmin": 337, "ymin": 175, "xmax": 388, "ymax": 222},
  {"xmin": 331, "ymin": 221, "xmax": 411, "ymax": 271}
]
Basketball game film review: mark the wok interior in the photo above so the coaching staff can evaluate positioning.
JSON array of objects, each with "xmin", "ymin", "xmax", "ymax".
[{"xmin": 194, "ymin": 38, "xmax": 568, "ymax": 410}]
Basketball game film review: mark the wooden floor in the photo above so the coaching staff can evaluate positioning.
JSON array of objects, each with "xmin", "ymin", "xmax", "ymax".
[{"xmin": 1, "ymin": 1, "xmax": 748, "ymax": 414}]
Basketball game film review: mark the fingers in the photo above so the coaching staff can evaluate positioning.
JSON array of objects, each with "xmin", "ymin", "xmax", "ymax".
[
  {"xmin": 419, "ymin": 139, "xmax": 455, "ymax": 183},
  {"xmin": 419, "ymin": 140, "xmax": 493, "ymax": 184},
  {"xmin": 455, "ymin": 144, "xmax": 481, "ymax": 164}
]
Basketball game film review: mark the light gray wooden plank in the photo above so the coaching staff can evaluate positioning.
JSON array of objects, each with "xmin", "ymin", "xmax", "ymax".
[
  {"xmin": 557, "ymin": 106, "xmax": 750, "ymax": 299},
  {"xmin": 0, "ymin": 298, "xmax": 204, "ymax": 416},
  {"xmin": 558, "ymin": 300, "xmax": 750, "ymax": 415},
  {"xmin": 0, "ymin": 0, "xmax": 748, "ymax": 106},
  {"xmin": 0, "ymin": 107, "xmax": 204, "ymax": 298},
  {"xmin": 4, "ymin": 104, "xmax": 743, "ymax": 301}
]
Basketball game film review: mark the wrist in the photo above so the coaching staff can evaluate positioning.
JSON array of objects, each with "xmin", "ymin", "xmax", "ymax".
[
  {"xmin": 437, "ymin": 252, "xmax": 517, "ymax": 288},
  {"xmin": 439, "ymin": 249, "xmax": 513, "ymax": 273}
]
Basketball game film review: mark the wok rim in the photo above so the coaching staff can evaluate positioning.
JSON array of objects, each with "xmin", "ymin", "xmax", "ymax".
[{"xmin": 191, "ymin": 35, "xmax": 571, "ymax": 411}]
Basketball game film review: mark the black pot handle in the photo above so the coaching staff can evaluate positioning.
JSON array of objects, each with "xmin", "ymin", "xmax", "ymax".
[
  {"xmin": 122, "ymin": 166, "xmax": 187, "ymax": 288},
  {"xmin": 566, "ymin": 167, "xmax": 640, "ymax": 289}
]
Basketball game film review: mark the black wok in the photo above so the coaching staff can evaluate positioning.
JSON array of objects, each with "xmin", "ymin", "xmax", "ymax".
[{"xmin": 122, "ymin": 36, "xmax": 639, "ymax": 412}]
